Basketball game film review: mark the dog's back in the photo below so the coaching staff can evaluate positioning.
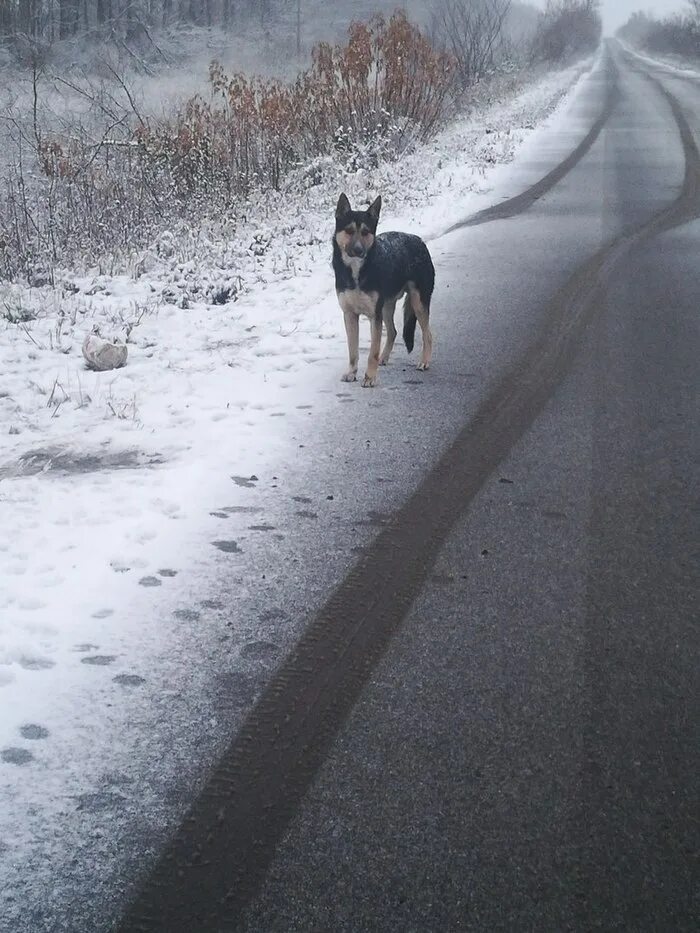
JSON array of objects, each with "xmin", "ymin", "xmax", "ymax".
[
  {"xmin": 363, "ymin": 232, "xmax": 435, "ymax": 301},
  {"xmin": 367, "ymin": 233, "xmax": 435, "ymax": 355}
]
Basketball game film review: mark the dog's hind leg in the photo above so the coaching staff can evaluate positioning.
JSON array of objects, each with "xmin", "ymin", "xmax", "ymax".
[
  {"xmin": 363, "ymin": 314, "xmax": 383, "ymax": 388},
  {"xmin": 379, "ymin": 298, "xmax": 398, "ymax": 366},
  {"xmin": 342, "ymin": 310, "xmax": 359, "ymax": 382},
  {"xmin": 409, "ymin": 285, "xmax": 433, "ymax": 371}
]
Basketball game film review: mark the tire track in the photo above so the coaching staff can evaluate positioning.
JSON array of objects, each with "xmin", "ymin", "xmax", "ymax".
[
  {"xmin": 438, "ymin": 50, "xmax": 620, "ymax": 236},
  {"xmin": 117, "ymin": 60, "xmax": 700, "ymax": 933}
]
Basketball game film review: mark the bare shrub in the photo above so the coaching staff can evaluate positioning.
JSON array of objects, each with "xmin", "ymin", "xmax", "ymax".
[
  {"xmin": 430, "ymin": 0, "xmax": 513, "ymax": 89},
  {"xmin": 530, "ymin": 0, "xmax": 602, "ymax": 64},
  {"xmin": 142, "ymin": 12, "xmax": 456, "ymax": 197},
  {"xmin": 0, "ymin": 12, "xmax": 456, "ymax": 280}
]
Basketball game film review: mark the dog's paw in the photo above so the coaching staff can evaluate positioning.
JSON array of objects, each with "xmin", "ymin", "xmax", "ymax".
[
  {"xmin": 417, "ymin": 361, "xmax": 430, "ymax": 372},
  {"xmin": 379, "ymin": 358, "xmax": 389, "ymax": 366},
  {"xmin": 341, "ymin": 371, "xmax": 358, "ymax": 383},
  {"xmin": 362, "ymin": 374, "xmax": 378, "ymax": 388}
]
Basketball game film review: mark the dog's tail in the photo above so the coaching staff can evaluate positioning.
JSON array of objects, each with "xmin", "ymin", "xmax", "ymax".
[{"xmin": 403, "ymin": 295, "xmax": 417, "ymax": 354}]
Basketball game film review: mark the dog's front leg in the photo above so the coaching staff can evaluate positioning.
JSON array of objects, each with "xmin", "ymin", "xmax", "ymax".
[
  {"xmin": 363, "ymin": 314, "xmax": 383, "ymax": 388},
  {"xmin": 342, "ymin": 310, "xmax": 359, "ymax": 382}
]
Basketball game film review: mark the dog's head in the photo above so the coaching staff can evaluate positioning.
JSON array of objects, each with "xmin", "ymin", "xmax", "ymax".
[{"xmin": 334, "ymin": 193, "xmax": 381, "ymax": 261}]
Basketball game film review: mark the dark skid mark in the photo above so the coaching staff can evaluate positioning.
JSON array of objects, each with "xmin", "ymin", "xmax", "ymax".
[
  {"xmin": 118, "ymin": 54, "xmax": 700, "ymax": 933},
  {"xmin": 439, "ymin": 49, "xmax": 620, "ymax": 237}
]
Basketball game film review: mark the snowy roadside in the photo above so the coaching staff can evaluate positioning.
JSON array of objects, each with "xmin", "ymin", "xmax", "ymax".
[
  {"xmin": 617, "ymin": 39, "xmax": 700, "ymax": 78},
  {"xmin": 0, "ymin": 54, "xmax": 600, "ymax": 911}
]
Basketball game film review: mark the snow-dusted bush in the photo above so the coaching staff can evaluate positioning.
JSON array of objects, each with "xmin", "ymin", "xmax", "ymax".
[
  {"xmin": 0, "ymin": 12, "xmax": 456, "ymax": 282},
  {"xmin": 140, "ymin": 12, "xmax": 456, "ymax": 196}
]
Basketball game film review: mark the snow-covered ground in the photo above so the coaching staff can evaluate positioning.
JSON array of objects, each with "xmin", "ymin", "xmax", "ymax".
[
  {"xmin": 1, "ymin": 52, "xmax": 600, "ymax": 926},
  {"xmin": 618, "ymin": 39, "xmax": 700, "ymax": 78}
]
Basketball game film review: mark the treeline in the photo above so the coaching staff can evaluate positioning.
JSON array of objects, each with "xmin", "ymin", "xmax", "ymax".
[
  {"xmin": 428, "ymin": 0, "xmax": 601, "ymax": 90},
  {"xmin": 530, "ymin": 0, "xmax": 602, "ymax": 64},
  {"xmin": 617, "ymin": 3, "xmax": 700, "ymax": 59},
  {"xmin": 0, "ymin": 0, "xmax": 279, "ymax": 41}
]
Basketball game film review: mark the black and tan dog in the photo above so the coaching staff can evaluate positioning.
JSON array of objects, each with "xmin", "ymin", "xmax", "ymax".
[{"xmin": 333, "ymin": 193, "xmax": 435, "ymax": 387}]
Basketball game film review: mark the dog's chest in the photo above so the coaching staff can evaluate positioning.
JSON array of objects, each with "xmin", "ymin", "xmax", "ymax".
[{"xmin": 337, "ymin": 287, "xmax": 379, "ymax": 319}]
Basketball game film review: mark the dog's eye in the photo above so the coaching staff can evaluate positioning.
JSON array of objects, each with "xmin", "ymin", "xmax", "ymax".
[
  {"xmin": 360, "ymin": 227, "xmax": 371, "ymax": 237},
  {"xmin": 344, "ymin": 227, "xmax": 355, "ymax": 235}
]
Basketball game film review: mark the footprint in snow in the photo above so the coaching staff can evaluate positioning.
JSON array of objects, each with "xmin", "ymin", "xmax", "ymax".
[
  {"xmin": 113, "ymin": 674, "xmax": 146, "ymax": 687},
  {"xmin": 139, "ymin": 576, "xmax": 162, "ymax": 587},
  {"xmin": 213, "ymin": 540, "xmax": 243, "ymax": 554},
  {"xmin": 92, "ymin": 608, "xmax": 114, "ymax": 620},
  {"xmin": 20, "ymin": 724, "xmax": 49, "ymax": 740},
  {"xmin": 201, "ymin": 598, "xmax": 224, "ymax": 610},
  {"xmin": 19, "ymin": 656, "xmax": 55, "ymax": 671},
  {"xmin": 259, "ymin": 608, "xmax": 289, "ymax": 623},
  {"xmin": 173, "ymin": 608, "xmax": 200, "ymax": 622},
  {"xmin": 232, "ymin": 475, "xmax": 259, "ymax": 488},
  {"xmin": 1, "ymin": 747, "xmax": 33, "ymax": 765},
  {"xmin": 81, "ymin": 655, "xmax": 116, "ymax": 666},
  {"xmin": 240, "ymin": 640, "xmax": 280, "ymax": 662}
]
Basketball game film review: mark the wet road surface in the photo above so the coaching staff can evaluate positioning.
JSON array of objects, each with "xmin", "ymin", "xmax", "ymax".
[{"xmin": 117, "ymin": 42, "xmax": 699, "ymax": 933}]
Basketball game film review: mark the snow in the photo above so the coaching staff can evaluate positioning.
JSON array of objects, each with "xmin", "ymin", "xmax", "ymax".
[
  {"xmin": 0, "ymin": 52, "xmax": 600, "ymax": 926},
  {"xmin": 618, "ymin": 40, "xmax": 700, "ymax": 78}
]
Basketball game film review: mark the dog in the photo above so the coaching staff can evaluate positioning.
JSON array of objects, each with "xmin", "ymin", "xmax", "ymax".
[{"xmin": 333, "ymin": 193, "xmax": 435, "ymax": 387}]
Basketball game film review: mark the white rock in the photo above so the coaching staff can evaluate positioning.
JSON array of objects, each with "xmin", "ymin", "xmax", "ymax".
[{"xmin": 82, "ymin": 334, "xmax": 128, "ymax": 372}]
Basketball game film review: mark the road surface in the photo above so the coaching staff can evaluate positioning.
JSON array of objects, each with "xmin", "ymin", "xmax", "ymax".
[{"xmin": 68, "ymin": 41, "xmax": 700, "ymax": 932}]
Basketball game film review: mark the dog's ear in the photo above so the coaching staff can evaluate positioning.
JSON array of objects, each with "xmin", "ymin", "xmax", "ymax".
[
  {"xmin": 336, "ymin": 193, "xmax": 351, "ymax": 218},
  {"xmin": 367, "ymin": 195, "xmax": 382, "ymax": 223}
]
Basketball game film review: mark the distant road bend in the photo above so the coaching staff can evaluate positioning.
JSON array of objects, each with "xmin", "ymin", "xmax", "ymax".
[{"xmin": 119, "ymin": 42, "xmax": 699, "ymax": 933}]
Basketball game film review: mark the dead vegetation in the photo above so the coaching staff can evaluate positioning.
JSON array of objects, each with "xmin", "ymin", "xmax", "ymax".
[{"xmin": 0, "ymin": 12, "xmax": 456, "ymax": 280}]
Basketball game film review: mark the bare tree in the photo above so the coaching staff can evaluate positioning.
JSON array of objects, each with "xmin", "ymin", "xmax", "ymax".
[
  {"xmin": 531, "ymin": 0, "xmax": 602, "ymax": 64},
  {"xmin": 431, "ymin": 0, "xmax": 512, "ymax": 88}
]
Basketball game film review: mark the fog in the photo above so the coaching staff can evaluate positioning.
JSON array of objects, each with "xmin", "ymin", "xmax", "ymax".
[{"xmin": 531, "ymin": 0, "xmax": 692, "ymax": 34}]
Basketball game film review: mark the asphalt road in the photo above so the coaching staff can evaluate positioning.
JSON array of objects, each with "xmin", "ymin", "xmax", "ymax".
[{"xmin": 119, "ymin": 42, "xmax": 699, "ymax": 932}]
